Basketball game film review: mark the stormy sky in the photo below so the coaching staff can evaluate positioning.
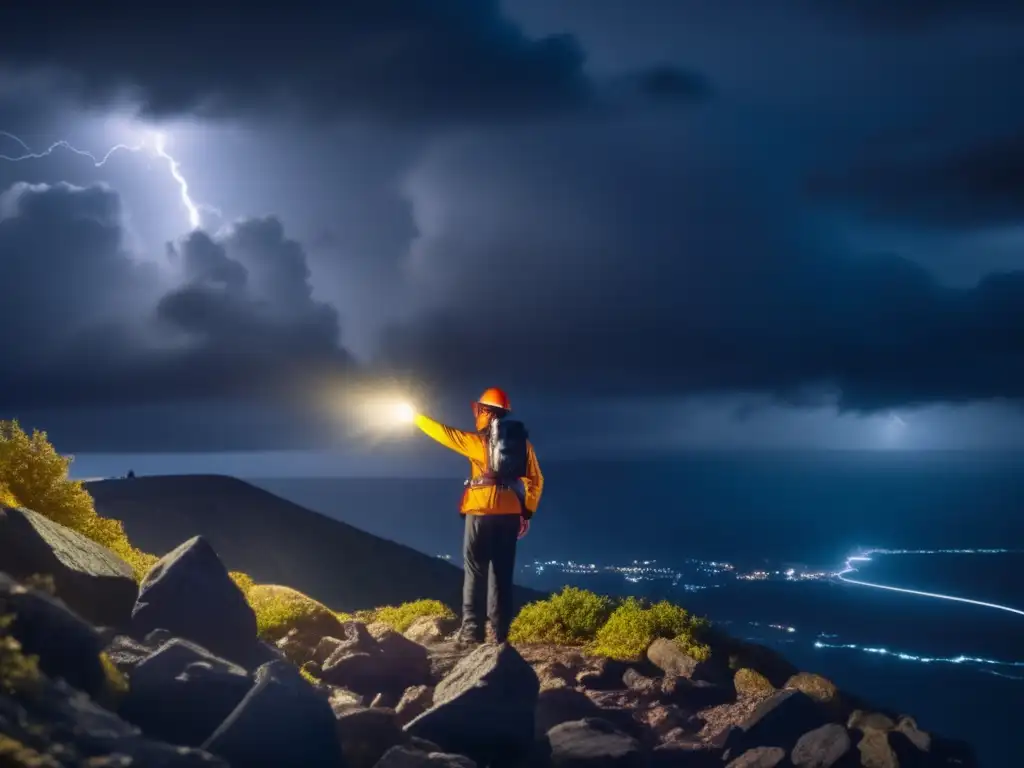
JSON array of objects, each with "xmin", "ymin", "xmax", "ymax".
[{"xmin": 1, "ymin": 0, "xmax": 1024, "ymax": 468}]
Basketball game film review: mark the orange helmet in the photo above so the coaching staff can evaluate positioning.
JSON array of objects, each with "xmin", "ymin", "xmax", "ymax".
[{"xmin": 476, "ymin": 387, "xmax": 511, "ymax": 412}]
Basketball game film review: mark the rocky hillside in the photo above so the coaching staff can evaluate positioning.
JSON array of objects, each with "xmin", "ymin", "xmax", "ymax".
[
  {"xmin": 0, "ymin": 502, "xmax": 978, "ymax": 768},
  {"xmin": 86, "ymin": 474, "xmax": 541, "ymax": 613}
]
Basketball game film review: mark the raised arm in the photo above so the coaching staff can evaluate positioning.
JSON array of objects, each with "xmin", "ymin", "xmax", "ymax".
[
  {"xmin": 522, "ymin": 442, "xmax": 544, "ymax": 518},
  {"xmin": 414, "ymin": 413, "xmax": 483, "ymax": 460}
]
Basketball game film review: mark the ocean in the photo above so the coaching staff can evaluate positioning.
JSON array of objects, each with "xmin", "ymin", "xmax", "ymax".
[{"xmin": 252, "ymin": 451, "xmax": 1024, "ymax": 766}]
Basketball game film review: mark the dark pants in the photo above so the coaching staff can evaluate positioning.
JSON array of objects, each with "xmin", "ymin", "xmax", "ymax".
[{"xmin": 462, "ymin": 513, "xmax": 520, "ymax": 643}]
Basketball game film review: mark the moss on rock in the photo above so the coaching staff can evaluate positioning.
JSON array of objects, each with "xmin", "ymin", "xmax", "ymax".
[
  {"xmin": 362, "ymin": 600, "xmax": 456, "ymax": 634},
  {"xmin": 245, "ymin": 584, "xmax": 344, "ymax": 642},
  {"xmin": 734, "ymin": 667, "xmax": 775, "ymax": 697}
]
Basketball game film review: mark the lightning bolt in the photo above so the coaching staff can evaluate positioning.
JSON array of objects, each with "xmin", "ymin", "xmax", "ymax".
[{"xmin": 0, "ymin": 129, "xmax": 215, "ymax": 231}]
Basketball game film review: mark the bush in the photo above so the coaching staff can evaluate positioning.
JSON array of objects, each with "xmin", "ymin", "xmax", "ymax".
[
  {"xmin": 362, "ymin": 599, "xmax": 455, "ymax": 633},
  {"xmin": 509, "ymin": 587, "xmax": 614, "ymax": 646},
  {"xmin": 590, "ymin": 597, "xmax": 712, "ymax": 662},
  {"xmin": 0, "ymin": 421, "xmax": 158, "ymax": 581},
  {"xmin": 245, "ymin": 584, "xmax": 344, "ymax": 642}
]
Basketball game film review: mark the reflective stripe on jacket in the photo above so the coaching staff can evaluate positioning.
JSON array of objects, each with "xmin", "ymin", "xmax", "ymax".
[{"xmin": 414, "ymin": 413, "xmax": 544, "ymax": 516}]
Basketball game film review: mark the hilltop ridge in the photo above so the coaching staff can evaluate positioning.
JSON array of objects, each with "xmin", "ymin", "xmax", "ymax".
[{"xmin": 86, "ymin": 474, "xmax": 542, "ymax": 613}]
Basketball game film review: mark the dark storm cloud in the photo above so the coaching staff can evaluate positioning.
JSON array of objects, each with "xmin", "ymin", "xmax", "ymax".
[
  {"xmin": 809, "ymin": 130, "xmax": 1024, "ymax": 231},
  {"xmin": 813, "ymin": 0, "xmax": 1024, "ymax": 29},
  {"xmin": 377, "ymin": 121, "xmax": 1024, "ymax": 413},
  {"xmin": 0, "ymin": 0, "xmax": 701, "ymax": 125},
  {"xmin": 0, "ymin": 182, "xmax": 353, "ymax": 414}
]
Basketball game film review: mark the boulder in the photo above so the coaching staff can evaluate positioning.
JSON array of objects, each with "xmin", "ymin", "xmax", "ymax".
[
  {"xmin": 785, "ymin": 673, "xmax": 841, "ymax": 709},
  {"xmin": 396, "ymin": 685, "xmax": 434, "ymax": 725},
  {"xmin": 405, "ymin": 642, "xmax": 539, "ymax": 766},
  {"xmin": 131, "ymin": 537, "xmax": 262, "ymax": 668},
  {"xmin": 403, "ymin": 615, "xmax": 459, "ymax": 646},
  {"xmin": 581, "ymin": 690, "xmax": 654, "ymax": 740},
  {"xmin": 725, "ymin": 747, "xmax": 787, "ymax": 767},
  {"xmin": 375, "ymin": 628, "xmax": 432, "ymax": 687},
  {"xmin": 725, "ymin": 642, "xmax": 799, "ymax": 688},
  {"xmin": 728, "ymin": 689, "xmax": 829, "ymax": 754},
  {"xmin": 791, "ymin": 724, "xmax": 854, "ymax": 767},
  {"xmin": 119, "ymin": 638, "xmax": 253, "ymax": 748},
  {"xmin": 660, "ymin": 676, "xmax": 734, "ymax": 710},
  {"xmin": 650, "ymin": 738, "xmax": 723, "ymax": 767},
  {"xmin": 634, "ymin": 704, "xmax": 702, "ymax": 741},
  {"xmin": 0, "ymin": 640, "xmax": 227, "ymax": 767},
  {"xmin": 104, "ymin": 633, "xmax": 156, "ymax": 674},
  {"xmin": 202, "ymin": 660, "xmax": 344, "ymax": 768},
  {"xmin": 647, "ymin": 639, "xmax": 728, "ymax": 685},
  {"xmin": 336, "ymin": 706, "xmax": 405, "ymax": 768},
  {"xmin": 734, "ymin": 668, "xmax": 774, "ymax": 699},
  {"xmin": 536, "ymin": 660, "xmax": 577, "ymax": 691},
  {"xmin": 375, "ymin": 746, "xmax": 478, "ymax": 768},
  {"xmin": 0, "ymin": 572, "xmax": 107, "ymax": 698},
  {"xmin": 328, "ymin": 685, "xmax": 365, "ymax": 715},
  {"xmin": 321, "ymin": 621, "xmax": 428, "ymax": 696},
  {"xmin": 857, "ymin": 729, "xmax": 899, "ymax": 768},
  {"xmin": 894, "ymin": 716, "xmax": 931, "ymax": 753},
  {"xmin": 847, "ymin": 711, "xmax": 895, "ymax": 733},
  {"xmin": 316, "ymin": 635, "xmax": 345, "ymax": 664},
  {"xmin": 536, "ymin": 687, "xmax": 604, "ymax": 734},
  {"xmin": 0, "ymin": 506, "xmax": 138, "ymax": 628},
  {"xmin": 622, "ymin": 668, "xmax": 660, "ymax": 695},
  {"xmin": 546, "ymin": 718, "xmax": 643, "ymax": 768},
  {"xmin": 577, "ymin": 658, "xmax": 629, "ymax": 691}
]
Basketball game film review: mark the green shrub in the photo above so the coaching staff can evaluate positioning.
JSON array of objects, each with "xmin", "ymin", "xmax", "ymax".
[
  {"xmin": 509, "ymin": 587, "xmax": 614, "ymax": 646},
  {"xmin": 0, "ymin": 420, "xmax": 157, "ymax": 581},
  {"xmin": 361, "ymin": 599, "xmax": 455, "ymax": 633},
  {"xmin": 590, "ymin": 597, "xmax": 712, "ymax": 662}
]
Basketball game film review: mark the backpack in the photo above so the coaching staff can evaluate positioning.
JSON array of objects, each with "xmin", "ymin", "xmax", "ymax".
[{"xmin": 485, "ymin": 417, "xmax": 529, "ymax": 483}]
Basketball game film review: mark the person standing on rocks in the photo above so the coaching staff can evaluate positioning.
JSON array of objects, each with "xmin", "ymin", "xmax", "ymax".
[{"xmin": 413, "ymin": 387, "xmax": 544, "ymax": 646}]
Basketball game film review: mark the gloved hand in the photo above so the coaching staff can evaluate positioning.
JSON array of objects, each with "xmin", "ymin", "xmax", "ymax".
[{"xmin": 518, "ymin": 516, "xmax": 530, "ymax": 540}]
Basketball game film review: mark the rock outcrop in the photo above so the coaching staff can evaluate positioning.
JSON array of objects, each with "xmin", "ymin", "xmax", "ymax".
[
  {"xmin": 0, "ymin": 511, "xmax": 978, "ymax": 768},
  {"xmin": 0, "ymin": 505, "xmax": 137, "ymax": 627}
]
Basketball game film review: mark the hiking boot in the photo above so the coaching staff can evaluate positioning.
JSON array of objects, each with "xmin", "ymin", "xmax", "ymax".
[{"xmin": 454, "ymin": 624, "xmax": 484, "ymax": 648}]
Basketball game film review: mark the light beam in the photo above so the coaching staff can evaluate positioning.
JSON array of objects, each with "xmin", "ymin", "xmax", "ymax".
[
  {"xmin": 0, "ymin": 129, "xmax": 211, "ymax": 231},
  {"xmin": 837, "ymin": 550, "xmax": 1024, "ymax": 617}
]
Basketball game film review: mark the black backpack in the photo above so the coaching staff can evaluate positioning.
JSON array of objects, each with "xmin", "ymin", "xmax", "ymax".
[{"xmin": 485, "ymin": 417, "xmax": 529, "ymax": 484}]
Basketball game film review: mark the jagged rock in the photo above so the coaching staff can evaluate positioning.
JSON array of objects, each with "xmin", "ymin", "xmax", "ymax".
[
  {"xmin": 734, "ymin": 668, "xmax": 775, "ymax": 699},
  {"xmin": 577, "ymin": 658, "xmax": 629, "ymax": 690},
  {"xmin": 894, "ymin": 715, "xmax": 931, "ymax": 752},
  {"xmin": 316, "ymin": 635, "xmax": 345, "ymax": 664},
  {"xmin": 321, "ymin": 621, "xmax": 427, "ymax": 695},
  {"xmin": 635, "ymin": 704, "xmax": 702, "ymax": 741},
  {"xmin": 660, "ymin": 675, "xmax": 734, "ymax": 709},
  {"xmin": 0, "ymin": 648, "xmax": 227, "ymax": 766},
  {"xmin": 536, "ymin": 687, "xmax": 603, "ymax": 734},
  {"xmin": 104, "ymin": 633, "xmax": 155, "ymax": 673},
  {"xmin": 791, "ymin": 724, "xmax": 854, "ymax": 767},
  {"xmin": 546, "ymin": 718, "xmax": 643, "ymax": 768},
  {"xmin": 202, "ymin": 660, "xmax": 343, "ymax": 768},
  {"xmin": 0, "ymin": 507, "xmax": 138, "ymax": 628},
  {"xmin": 728, "ymin": 689, "xmax": 829, "ymax": 754},
  {"xmin": 582, "ymin": 690, "xmax": 654, "ymax": 740},
  {"xmin": 651, "ymin": 738, "xmax": 723, "ymax": 767},
  {"xmin": 396, "ymin": 685, "xmax": 434, "ymax": 725},
  {"xmin": 375, "ymin": 628, "xmax": 432, "ymax": 686},
  {"xmin": 405, "ymin": 642, "xmax": 539, "ymax": 766},
  {"xmin": 647, "ymin": 639, "xmax": 728, "ymax": 685},
  {"xmin": 848, "ymin": 711, "xmax": 895, "ymax": 732},
  {"xmin": 857, "ymin": 729, "xmax": 899, "ymax": 768},
  {"xmin": 0, "ymin": 572, "xmax": 106, "ymax": 698},
  {"xmin": 725, "ymin": 747, "xmax": 787, "ymax": 767},
  {"xmin": 375, "ymin": 746, "xmax": 477, "ymax": 768},
  {"xmin": 131, "ymin": 537, "xmax": 262, "ymax": 668},
  {"xmin": 337, "ymin": 706, "xmax": 405, "ymax": 768},
  {"xmin": 119, "ymin": 638, "xmax": 253, "ymax": 747},
  {"xmin": 328, "ymin": 685, "xmax": 364, "ymax": 714},
  {"xmin": 785, "ymin": 673, "xmax": 839, "ymax": 706},
  {"xmin": 403, "ymin": 615, "xmax": 459, "ymax": 646},
  {"xmin": 622, "ymin": 668, "xmax": 659, "ymax": 694},
  {"xmin": 276, "ymin": 627, "xmax": 315, "ymax": 665},
  {"xmin": 536, "ymin": 660, "xmax": 577, "ymax": 690}
]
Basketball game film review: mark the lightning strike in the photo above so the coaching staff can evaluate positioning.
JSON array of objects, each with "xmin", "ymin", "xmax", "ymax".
[
  {"xmin": 837, "ymin": 550, "xmax": 1024, "ymax": 617},
  {"xmin": 0, "ymin": 129, "xmax": 210, "ymax": 231}
]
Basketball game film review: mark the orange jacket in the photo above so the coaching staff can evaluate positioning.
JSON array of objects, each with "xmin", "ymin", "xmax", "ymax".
[{"xmin": 414, "ymin": 413, "xmax": 544, "ymax": 516}]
